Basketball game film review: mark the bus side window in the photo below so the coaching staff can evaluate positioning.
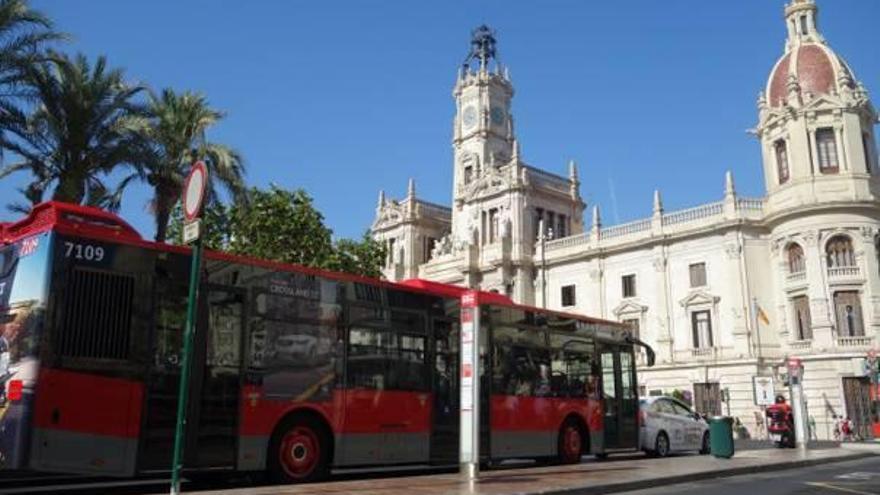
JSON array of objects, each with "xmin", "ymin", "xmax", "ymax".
[
  {"xmin": 492, "ymin": 317, "xmax": 550, "ymax": 397},
  {"xmin": 549, "ymin": 333, "xmax": 593, "ymax": 399}
]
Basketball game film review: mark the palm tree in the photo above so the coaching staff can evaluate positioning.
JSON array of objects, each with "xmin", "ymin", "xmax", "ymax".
[
  {"xmin": 0, "ymin": 52, "xmax": 147, "ymax": 207},
  {"xmin": 138, "ymin": 88, "xmax": 244, "ymax": 242},
  {"xmin": 0, "ymin": 0, "xmax": 63, "ymax": 210},
  {"xmin": 0, "ymin": 0, "xmax": 64, "ymax": 122}
]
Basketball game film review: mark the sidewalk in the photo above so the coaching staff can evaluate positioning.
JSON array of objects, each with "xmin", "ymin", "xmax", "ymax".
[{"xmin": 195, "ymin": 447, "xmax": 874, "ymax": 495}]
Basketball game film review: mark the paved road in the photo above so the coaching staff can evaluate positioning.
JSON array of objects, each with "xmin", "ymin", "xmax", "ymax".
[{"xmin": 620, "ymin": 455, "xmax": 880, "ymax": 495}]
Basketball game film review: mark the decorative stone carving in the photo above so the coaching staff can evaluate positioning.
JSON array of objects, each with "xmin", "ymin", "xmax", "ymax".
[
  {"xmin": 724, "ymin": 242, "xmax": 742, "ymax": 259},
  {"xmin": 651, "ymin": 257, "xmax": 667, "ymax": 272},
  {"xmin": 372, "ymin": 200, "xmax": 405, "ymax": 230},
  {"xmin": 460, "ymin": 162, "xmax": 514, "ymax": 202}
]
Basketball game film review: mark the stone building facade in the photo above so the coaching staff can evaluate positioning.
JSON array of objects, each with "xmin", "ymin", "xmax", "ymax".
[{"xmin": 371, "ymin": 0, "xmax": 879, "ymax": 439}]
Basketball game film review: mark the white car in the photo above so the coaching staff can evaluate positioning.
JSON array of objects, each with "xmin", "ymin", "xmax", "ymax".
[{"xmin": 639, "ymin": 396, "xmax": 710, "ymax": 457}]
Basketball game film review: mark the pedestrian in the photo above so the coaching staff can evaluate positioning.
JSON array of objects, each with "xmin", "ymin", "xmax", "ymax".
[{"xmin": 832, "ymin": 415, "xmax": 841, "ymax": 441}]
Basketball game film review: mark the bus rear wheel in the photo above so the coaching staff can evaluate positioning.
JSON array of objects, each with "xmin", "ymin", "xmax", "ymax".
[
  {"xmin": 269, "ymin": 417, "xmax": 330, "ymax": 483},
  {"xmin": 557, "ymin": 419, "xmax": 584, "ymax": 464}
]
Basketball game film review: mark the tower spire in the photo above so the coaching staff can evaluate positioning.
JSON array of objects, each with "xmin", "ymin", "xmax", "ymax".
[
  {"xmin": 653, "ymin": 189, "xmax": 663, "ymax": 215},
  {"xmin": 784, "ymin": 0, "xmax": 823, "ymax": 49},
  {"xmin": 407, "ymin": 178, "xmax": 416, "ymax": 199}
]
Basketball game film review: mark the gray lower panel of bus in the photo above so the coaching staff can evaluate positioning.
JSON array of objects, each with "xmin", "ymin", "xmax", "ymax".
[
  {"xmin": 30, "ymin": 428, "xmax": 137, "ymax": 476},
  {"xmin": 491, "ymin": 430, "xmax": 555, "ymax": 459},
  {"xmin": 238, "ymin": 432, "xmax": 432, "ymax": 471},
  {"xmin": 238, "ymin": 435, "xmax": 269, "ymax": 471},
  {"xmin": 334, "ymin": 432, "xmax": 430, "ymax": 466}
]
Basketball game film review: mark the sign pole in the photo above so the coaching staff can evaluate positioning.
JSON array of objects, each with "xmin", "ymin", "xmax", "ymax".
[
  {"xmin": 170, "ymin": 161, "xmax": 209, "ymax": 495},
  {"xmin": 170, "ymin": 236, "xmax": 202, "ymax": 495},
  {"xmin": 460, "ymin": 291, "xmax": 481, "ymax": 483}
]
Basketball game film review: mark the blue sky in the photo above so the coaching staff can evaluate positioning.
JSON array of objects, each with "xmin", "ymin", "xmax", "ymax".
[{"xmin": 2, "ymin": 1, "xmax": 878, "ymax": 239}]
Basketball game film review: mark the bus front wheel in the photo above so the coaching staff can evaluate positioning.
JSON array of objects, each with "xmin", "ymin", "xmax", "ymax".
[
  {"xmin": 269, "ymin": 416, "xmax": 331, "ymax": 483},
  {"xmin": 557, "ymin": 419, "xmax": 585, "ymax": 464}
]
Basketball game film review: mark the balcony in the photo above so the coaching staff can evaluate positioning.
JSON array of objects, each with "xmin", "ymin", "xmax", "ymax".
[
  {"xmin": 836, "ymin": 335, "xmax": 874, "ymax": 349},
  {"xmin": 785, "ymin": 271, "xmax": 807, "ymax": 284},
  {"xmin": 827, "ymin": 266, "xmax": 861, "ymax": 280},
  {"xmin": 788, "ymin": 339, "xmax": 812, "ymax": 352},
  {"xmin": 674, "ymin": 346, "xmax": 732, "ymax": 362}
]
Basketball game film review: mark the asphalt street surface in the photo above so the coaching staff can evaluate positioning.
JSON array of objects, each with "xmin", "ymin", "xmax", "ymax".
[{"xmin": 620, "ymin": 455, "xmax": 880, "ymax": 495}]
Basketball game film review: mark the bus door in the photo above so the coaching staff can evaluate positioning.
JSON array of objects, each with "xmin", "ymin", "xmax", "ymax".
[
  {"xmin": 429, "ymin": 317, "xmax": 459, "ymax": 464},
  {"xmin": 186, "ymin": 286, "xmax": 245, "ymax": 468},
  {"xmin": 599, "ymin": 345, "xmax": 638, "ymax": 449},
  {"xmin": 341, "ymin": 308, "xmax": 430, "ymax": 465}
]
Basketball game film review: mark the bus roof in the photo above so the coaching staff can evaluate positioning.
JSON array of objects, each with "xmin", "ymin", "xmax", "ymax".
[
  {"xmin": 398, "ymin": 279, "xmax": 513, "ymax": 305},
  {"xmin": 1, "ymin": 201, "xmax": 142, "ymax": 245},
  {"xmin": 1, "ymin": 202, "xmax": 627, "ymax": 330}
]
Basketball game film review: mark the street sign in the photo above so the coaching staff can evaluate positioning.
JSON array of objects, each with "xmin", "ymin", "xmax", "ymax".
[
  {"xmin": 183, "ymin": 219, "xmax": 201, "ymax": 244},
  {"xmin": 183, "ymin": 160, "xmax": 208, "ymax": 222},
  {"xmin": 753, "ymin": 376, "xmax": 775, "ymax": 406}
]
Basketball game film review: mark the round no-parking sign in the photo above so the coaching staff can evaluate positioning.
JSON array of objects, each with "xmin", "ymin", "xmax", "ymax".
[{"xmin": 183, "ymin": 161, "xmax": 208, "ymax": 222}]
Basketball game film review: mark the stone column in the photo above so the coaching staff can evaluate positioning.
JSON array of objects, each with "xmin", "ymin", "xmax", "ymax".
[
  {"xmin": 652, "ymin": 249, "xmax": 674, "ymax": 364},
  {"xmin": 804, "ymin": 230, "xmax": 834, "ymax": 349},
  {"xmin": 725, "ymin": 239, "xmax": 751, "ymax": 358}
]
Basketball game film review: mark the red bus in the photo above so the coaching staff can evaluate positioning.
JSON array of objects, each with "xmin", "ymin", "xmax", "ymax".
[{"xmin": 0, "ymin": 202, "xmax": 654, "ymax": 482}]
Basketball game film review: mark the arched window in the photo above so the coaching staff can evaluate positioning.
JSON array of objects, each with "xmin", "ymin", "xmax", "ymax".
[
  {"xmin": 826, "ymin": 235, "xmax": 855, "ymax": 268},
  {"xmin": 787, "ymin": 243, "xmax": 805, "ymax": 273}
]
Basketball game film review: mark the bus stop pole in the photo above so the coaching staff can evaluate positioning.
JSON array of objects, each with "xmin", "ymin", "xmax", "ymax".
[
  {"xmin": 170, "ymin": 237, "xmax": 203, "ymax": 495},
  {"xmin": 460, "ymin": 291, "xmax": 480, "ymax": 483}
]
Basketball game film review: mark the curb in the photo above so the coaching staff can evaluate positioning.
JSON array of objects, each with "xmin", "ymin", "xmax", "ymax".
[{"xmin": 539, "ymin": 451, "xmax": 875, "ymax": 495}]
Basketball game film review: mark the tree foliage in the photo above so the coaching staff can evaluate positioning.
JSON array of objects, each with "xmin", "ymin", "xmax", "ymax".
[
  {"xmin": 136, "ymin": 88, "xmax": 244, "ymax": 242},
  {"xmin": 165, "ymin": 184, "xmax": 386, "ymax": 278},
  {"xmin": 165, "ymin": 199, "xmax": 230, "ymax": 251},
  {"xmin": 0, "ymin": 52, "xmax": 146, "ymax": 208}
]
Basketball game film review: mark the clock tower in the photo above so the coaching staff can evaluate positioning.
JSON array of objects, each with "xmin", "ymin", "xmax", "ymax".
[{"xmin": 451, "ymin": 25, "xmax": 517, "ymax": 241}]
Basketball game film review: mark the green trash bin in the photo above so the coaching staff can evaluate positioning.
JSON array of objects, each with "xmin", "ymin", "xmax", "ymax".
[{"xmin": 708, "ymin": 416, "xmax": 735, "ymax": 458}]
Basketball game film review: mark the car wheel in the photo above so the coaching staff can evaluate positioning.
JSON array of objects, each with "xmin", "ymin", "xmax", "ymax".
[
  {"xmin": 654, "ymin": 432, "xmax": 670, "ymax": 458},
  {"xmin": 556, "ymin": 419, "xmax": 584, "ymax": 464},
  {"xmin": 699, "ymin": 432, "xmax": 710, "ymax": 455},
  {"xmin": 268, "ymin": 417, "xmax": 331, "ymax": 483}
]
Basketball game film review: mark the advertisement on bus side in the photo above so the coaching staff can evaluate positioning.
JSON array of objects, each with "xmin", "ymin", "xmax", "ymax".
[{"xmin": 0, "ymin": 232, "xmax": 51, "ymax": 469}]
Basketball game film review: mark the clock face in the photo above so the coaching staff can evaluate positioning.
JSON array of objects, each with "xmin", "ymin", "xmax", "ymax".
[
  {"xmin": 490, "ymin": 106, "xmax": 505, "ymax": 126},
  {"xmin": 462, "ymin": 106, "xmax": 477, "ymax": 129}
]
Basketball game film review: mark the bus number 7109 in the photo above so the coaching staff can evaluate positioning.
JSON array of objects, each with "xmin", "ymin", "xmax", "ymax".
[{"xmin": 64, "ymin": 242, "xmax": 105, "ymax": 262}]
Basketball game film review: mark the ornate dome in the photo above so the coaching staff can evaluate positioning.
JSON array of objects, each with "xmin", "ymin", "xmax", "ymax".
[
  {"xmin": 765, "ymin": 0, "xmax": 856, "ymax": 107},
  {"xmin": 767, "ymin": 43, "xmax": 854, "ymax": 107}
]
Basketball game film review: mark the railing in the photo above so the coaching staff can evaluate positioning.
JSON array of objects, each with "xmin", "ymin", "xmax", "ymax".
[
  {"xmin": 788, "ymin": 339, "xmax": 812, "ymax": 351},
  {"xmin": 545, "ymin": 232, "xmax": 589, "ymax": 251},
  {"xmin": 786, "ymin": 271, "xmax": 807, "ymax": 284},
  {"xmin": 602, "ymin": 219, "xmax": 652, "ymax": 240},
  {"xmin": 827, "ymin": 266, "xmax": 861, "ymax": 279},
  {"xmin": 674, "ymin": 347, "xmax": 719, "ymax": 361},
  {"xmin": 416, "ymin": 199, "xmax": 452, "ymax": 219},
  {"xmin": 736, "ymin": 197, "xmax": 765, "ymax": 212},
  {"xmin": 524, "ymin": 165, "xmax": 569, "ymax": 185},
  {"xmin": 837, "ymin": 335, "xmax": 874, "ymax": 348},
  {"xmin": 662, "ymin": 201, "xmax": 724, "ymax": 226}
]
